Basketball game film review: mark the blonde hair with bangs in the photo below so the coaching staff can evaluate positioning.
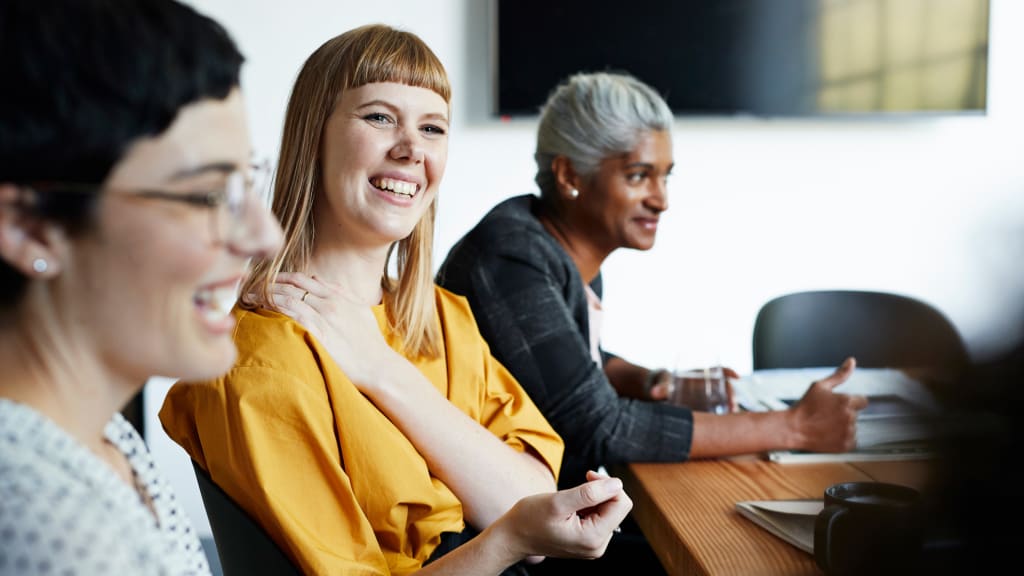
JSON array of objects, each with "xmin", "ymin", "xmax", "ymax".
[{"xmin": 240, "ymin": 24, "xmax": 449, "ymax": 359}]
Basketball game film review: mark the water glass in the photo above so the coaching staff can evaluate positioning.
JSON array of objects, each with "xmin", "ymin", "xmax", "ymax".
[{"xmin": 670, "ymin": 366, "xmax": 730, "ymax": 414}]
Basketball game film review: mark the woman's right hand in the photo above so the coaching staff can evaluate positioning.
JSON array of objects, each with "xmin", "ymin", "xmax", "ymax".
[{"xmin": 269, "ymin": 272, "xmax": 397, "ymax": 391}]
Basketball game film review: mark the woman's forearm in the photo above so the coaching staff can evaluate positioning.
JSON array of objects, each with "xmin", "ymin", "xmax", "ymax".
[
  {"xmin": 689, "ymin": 359, "xmax": 862, "ymax": 458},
  {"xmin": 367, "ymin": 358, "xmax": 557, "ymax": 528},
  {"xmin": 688, "ymin": 410, "xmax": 799, "ymax": 458},
  {"xmin": 414, "ymin": 473, "xmax": 632, "ymax": 575},
  {"xmin": 413, "ymin": 519, "xmax": 523, "ymax": 575},
  {"xmin": 603, "ymin": 355, "xmax": 652, "ymax": 399}
]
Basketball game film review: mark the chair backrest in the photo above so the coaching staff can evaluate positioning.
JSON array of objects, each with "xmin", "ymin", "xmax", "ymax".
[
  {"xmin": 192, "ymin": 461, "xmax": 302, "ymax": 576},
  {"xmin": 752, "ymin": 290, "xmax": 969, "ymax": 379}
]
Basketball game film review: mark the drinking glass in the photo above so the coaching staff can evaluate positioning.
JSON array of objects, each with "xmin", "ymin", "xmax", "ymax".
[{"xmin": 670, "ymin": 365, "xmax": 730, "ymax": 414}]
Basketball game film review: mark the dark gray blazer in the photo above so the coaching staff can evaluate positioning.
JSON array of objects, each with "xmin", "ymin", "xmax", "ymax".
[{"xmin": 437, "ymin": 194, "xmax": 694, "ymax": 489}]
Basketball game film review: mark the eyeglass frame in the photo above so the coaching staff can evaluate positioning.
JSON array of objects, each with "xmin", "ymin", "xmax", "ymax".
[{"xmin": 11, "ymin": 160, "xmax": 273, "ymax": 244}]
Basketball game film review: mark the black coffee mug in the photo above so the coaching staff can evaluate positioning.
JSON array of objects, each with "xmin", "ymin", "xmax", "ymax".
[{"xmin": 814, "ymin": 481, "xmax": 924, "ymax": 576}]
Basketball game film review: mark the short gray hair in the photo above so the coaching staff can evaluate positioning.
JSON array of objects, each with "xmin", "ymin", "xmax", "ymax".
[{"xmin": 534, "ymin": 71, "xmax": 673, "ymax": 199}]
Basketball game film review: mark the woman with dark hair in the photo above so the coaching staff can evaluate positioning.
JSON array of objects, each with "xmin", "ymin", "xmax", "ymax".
[
  {"xmin": 0, "ymin": 0, "xmax": 283, "ymax": 574},
  {"xmin": 159, "ymin": 24, "xmax": 631, "ymax": 575}
]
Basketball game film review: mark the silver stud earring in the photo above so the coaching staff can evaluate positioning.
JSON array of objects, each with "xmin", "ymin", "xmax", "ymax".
[
  {"xmin": 32, "ymin": 258, "xmax": 48, "ymax": 273},
  {"xmin": 569, "ymin": 188, "xmax": 579, "ymax": 199}
]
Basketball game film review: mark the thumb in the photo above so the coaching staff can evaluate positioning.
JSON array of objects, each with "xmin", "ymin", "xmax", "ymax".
[
  {"xmin": 816, "ymin": 357, "xmax": 856, "ymax": 391},
  {"xmin": 559, "ymin": 477, "xmax": 623, "ymax": 512}
]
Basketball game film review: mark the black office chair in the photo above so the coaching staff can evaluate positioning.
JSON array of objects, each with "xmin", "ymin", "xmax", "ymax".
[
  {"xmin": 192, "ymin": 461, "xmax": 303, "ymax": 576},
  {"xmin": 752, "ymin": 290, "xmax": 969, "ymax": 383}
]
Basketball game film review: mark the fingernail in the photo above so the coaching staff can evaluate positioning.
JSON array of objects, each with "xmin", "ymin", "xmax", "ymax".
[{"xmin": 601, "ymin": 478, "xmax": 623, "ymax": 494}]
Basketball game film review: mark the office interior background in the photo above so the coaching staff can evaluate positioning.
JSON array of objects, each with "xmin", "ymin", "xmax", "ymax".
[{"xmin": 145, "ymin": 0, "xmax": 1024, "ymax": 549}]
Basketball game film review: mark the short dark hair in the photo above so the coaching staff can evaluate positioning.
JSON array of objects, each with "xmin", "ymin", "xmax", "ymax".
[{"xmin": 0, "ymin": 0, "xmax": 245, "ymax": 306}]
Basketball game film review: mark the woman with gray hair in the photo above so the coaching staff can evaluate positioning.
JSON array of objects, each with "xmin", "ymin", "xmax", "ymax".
[
  {"xmin": 437, "ymin": 71, "xmax": 866, "ymax": 571},
  {"xmin": 533, "ymin": 72, "xmax": 673, "ymax": 200}
]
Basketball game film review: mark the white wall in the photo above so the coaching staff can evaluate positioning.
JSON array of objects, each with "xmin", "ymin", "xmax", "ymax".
[{"xmin": 149, "ymin": 0, "xmax": 1024, "ymax": 540}]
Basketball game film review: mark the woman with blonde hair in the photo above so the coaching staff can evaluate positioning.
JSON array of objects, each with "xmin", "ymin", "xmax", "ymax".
[{"xmin": 160, "ymin": 24, "xmax": 630, "ymax": 575}]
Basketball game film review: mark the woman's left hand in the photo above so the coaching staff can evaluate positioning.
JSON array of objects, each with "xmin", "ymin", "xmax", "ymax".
[
  {"xmin": 650, "ymin": 367, "xmax": 741, "ymax": 412},
  {"xmin": 646, "ymin": 369, "xmax": 674, "ymax": 401}
]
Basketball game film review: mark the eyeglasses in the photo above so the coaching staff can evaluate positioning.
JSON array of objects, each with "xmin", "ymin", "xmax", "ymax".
[{"xmin": 17, "ymin": 160, "xmax": 273, "ymax": 245}]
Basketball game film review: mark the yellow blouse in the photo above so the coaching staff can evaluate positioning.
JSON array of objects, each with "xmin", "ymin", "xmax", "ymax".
[{"xmin": 159, "ymin": 286, "xmax": 563, "ymax": 575}]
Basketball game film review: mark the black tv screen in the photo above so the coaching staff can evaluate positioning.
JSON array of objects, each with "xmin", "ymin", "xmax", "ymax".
[{"xmin": 495, "ymin": 0, "xmax": 989, "ymax": 118}]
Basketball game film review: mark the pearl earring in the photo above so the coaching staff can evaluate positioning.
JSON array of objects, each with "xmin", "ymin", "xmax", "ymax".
[
  {"xmin": 32, "ymin": 258, "xmax": 48, "ymax": 273},
  {"xmin": 569, "ymin": 188, "xmax": 579, "ymax": 199}
]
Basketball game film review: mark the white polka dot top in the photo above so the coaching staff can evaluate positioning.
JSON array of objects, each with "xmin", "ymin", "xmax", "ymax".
[{"xmin": 0, "ymin": 399, "xmax": 211, "ymax": 575}]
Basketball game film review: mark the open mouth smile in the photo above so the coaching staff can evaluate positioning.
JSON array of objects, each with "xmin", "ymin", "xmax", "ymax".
[{"xmin": 371, "ymin": 177, "xmax": 419, "ymax": 198}]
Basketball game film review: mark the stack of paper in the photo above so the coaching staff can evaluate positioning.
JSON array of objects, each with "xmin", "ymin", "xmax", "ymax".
[
  {"xmin": 731, "ymin": 368, "xmax": 944, "ymax": 463},
  {"xmin": 734, "ymin": 499, "xmax": 822, "ymax": 554}
]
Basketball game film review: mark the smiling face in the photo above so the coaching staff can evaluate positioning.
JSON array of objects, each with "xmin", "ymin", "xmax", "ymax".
[
  {"xmin": 575, "ymin": 129, "xmax": 674, "ymax": 253},
  {"xmin": 316, "ymin": 82, "xmax": 449, "ymax": 251},
  {"xmin": 60, "ymin": 88, "xmax": 282, "ymax": 383}
]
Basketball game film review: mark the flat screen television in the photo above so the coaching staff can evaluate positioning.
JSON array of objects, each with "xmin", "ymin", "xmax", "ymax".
[{"xmin": 494, "ymin": 0, "xmax": 990, "ymax": 118}]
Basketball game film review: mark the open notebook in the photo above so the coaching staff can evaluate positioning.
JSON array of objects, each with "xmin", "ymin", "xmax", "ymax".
[{"xmin": 732, "ymin": 368, "xmax": 945, "ymax": 463}]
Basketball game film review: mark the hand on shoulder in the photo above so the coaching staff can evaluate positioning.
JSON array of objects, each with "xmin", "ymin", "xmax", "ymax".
[{"xmin": 269, "ymin": 272, "xmax": 402, "ymax": 389}]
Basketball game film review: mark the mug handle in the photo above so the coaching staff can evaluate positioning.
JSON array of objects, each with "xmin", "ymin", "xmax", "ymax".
[{"xmin": 814, "ymin": 504, "xmax": 847, "ymax": 572}]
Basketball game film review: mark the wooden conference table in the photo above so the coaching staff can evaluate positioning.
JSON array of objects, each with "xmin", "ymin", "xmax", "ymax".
[{"xmin": 618, "ymin": 456, "xmax": 939, "ymax": 576}]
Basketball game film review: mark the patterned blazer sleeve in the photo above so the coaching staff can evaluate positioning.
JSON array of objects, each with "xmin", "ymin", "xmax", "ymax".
[{"xmin": 438, "ymin": 220, "xmax": 694, "ymax": 489}]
